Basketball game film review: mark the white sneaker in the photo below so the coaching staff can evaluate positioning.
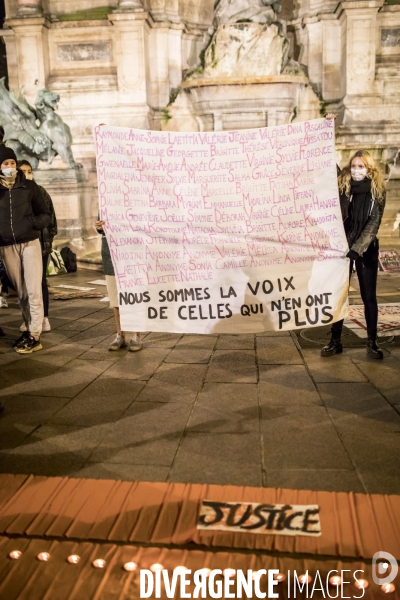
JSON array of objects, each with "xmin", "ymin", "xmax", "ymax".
[
  {"xmin": 108, "ymin": 334, "xmax": 126, "ymax": 351},
  {"xmin": 20, "ymin": 322, "xmax": 28, "ymax": 332},
  {"xmin": 42, "ymin": 317, "xmax": 51, "ymax": 332},
  {"xmin": 0, "ymin": 297, "xmax": 8, "ymax": 308},
  {"xmin": 129, "ymin": 334, "xmax": 142, "ymax": 352}
]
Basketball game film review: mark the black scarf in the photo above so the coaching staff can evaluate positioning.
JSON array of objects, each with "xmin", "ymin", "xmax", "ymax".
[{"xmin": 344, "ymin": 178, "xmax": 373, "ymax": 245}]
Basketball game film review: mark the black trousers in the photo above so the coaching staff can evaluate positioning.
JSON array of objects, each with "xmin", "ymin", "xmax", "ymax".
[
  {"xmin": 42, "ymin": 254, "xmax": 50, "ymax": 318},
  {"xmin": 332, "ymin": 240, "xmax": 379, "ymax": 341}
]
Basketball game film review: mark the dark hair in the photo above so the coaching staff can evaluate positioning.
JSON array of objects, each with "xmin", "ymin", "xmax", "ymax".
[{"xmin": 17, "ymin": 159, "xmax": 33, "ymax": 169}]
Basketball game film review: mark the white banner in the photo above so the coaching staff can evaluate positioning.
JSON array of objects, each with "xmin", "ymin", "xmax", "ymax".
[{"xmin": 94, "ymin": 119, "xmax": 349, "ymax": 334}]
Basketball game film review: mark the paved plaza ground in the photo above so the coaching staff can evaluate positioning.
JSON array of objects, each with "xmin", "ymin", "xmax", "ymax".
[{"xmin": 0, "ymin": 269, "xmax": 400, "ymax": 495}]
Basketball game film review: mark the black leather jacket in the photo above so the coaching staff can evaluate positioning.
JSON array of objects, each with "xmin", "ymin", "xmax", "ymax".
[
  {"xmin": 0, "ymin": 172, "xmax": 51, "ymax": 247},
  {"xmin": 340, "ymin": 191, "xmax": 385, "ymax": 256}
]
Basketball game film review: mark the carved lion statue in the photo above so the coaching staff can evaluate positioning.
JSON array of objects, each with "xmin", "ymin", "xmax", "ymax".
[
  {"xmin": 35, "ymin": 89, "xmax": 82, "ymax": 170},
  {"xmin": 0, "ymin": 78, "xmax": 82, "ymax": 170}
]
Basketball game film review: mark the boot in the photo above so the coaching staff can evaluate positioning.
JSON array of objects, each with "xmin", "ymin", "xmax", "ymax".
[
  {"xmin": 321, "ymin": 338, "xmax": 343, "ymax": 357},
  {"xmin": 366, "ymin": 338, "xmax": 383, "ymax": 360}
]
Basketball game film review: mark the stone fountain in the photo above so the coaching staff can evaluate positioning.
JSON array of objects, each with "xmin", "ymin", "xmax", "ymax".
[{"xmin": 162, "ymin": 0, "xmax": 321, "ymax": 132}]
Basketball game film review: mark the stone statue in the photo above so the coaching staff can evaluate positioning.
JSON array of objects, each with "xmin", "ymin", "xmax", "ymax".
[
  {"xmin": 0, "ymin": 77, "xmax": 82, "ymax": 170},
  {"xmin": 213, "ymin": 0, "xmax": 282, "ymax": 26}
]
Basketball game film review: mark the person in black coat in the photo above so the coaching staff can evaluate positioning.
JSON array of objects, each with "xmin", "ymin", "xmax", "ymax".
[
  {"xmin": 17, "ymin": 160, "xmax": 58, "ymax": 333},
  {"xmin": 321, "ymin": 148, "xmax": 386, "ymax": 360},
  {"xmin": 0, "ymin": 145, "xmax": 51, "ymax": 353}
]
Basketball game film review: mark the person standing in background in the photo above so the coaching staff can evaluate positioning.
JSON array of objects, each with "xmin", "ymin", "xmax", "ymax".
[
  {"xmin": 95, "ymin": 218, "xmax": 142, "ymax": 352},
  {"xmin": 17, "ymin": 160, "xmax": 57, "ymax": 332},
  {"xmin": 0, "ymin": 146, "xmax": 51, "ymax": 353}
]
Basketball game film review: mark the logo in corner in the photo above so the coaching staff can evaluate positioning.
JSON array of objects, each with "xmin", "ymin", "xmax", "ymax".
[{"xmin": 372, "ymin": 551, "xmax": 398, "ymax": 585}]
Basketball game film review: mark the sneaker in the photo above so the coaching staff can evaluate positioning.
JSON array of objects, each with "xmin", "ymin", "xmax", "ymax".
[
  {"xmin": 12, "ymin": 330, "xmax": 31, "ymax": 348},
  {"xmin": 321, "ymin": 339, "xmax": 343, "ymax": 357},
  {"xmin": 20, "ymin": 322, "xmax": 28, "ymax": 332},
  {"xmin": 42, "ymin": 317, "xmax": 51, "ymax": 332},
  {"xmin": 108, "ymin": 334, "xmax": 126, "ymax": 351},
  {"xmin": 15, "ymin": 335, "xmax": 42, "ymax": 354},
  {"xmin": 129, "ymin": 334, "xmax": 142, "ymax": 352},
  {"xmin": 0, "ymin": 296, "xmax": 8, "ymax": 308}
]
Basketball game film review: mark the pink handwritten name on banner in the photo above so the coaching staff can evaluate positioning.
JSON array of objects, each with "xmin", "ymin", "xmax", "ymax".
[{"xmin": 94, "ymin": 119, "xmax": 349, "ymax": 334}]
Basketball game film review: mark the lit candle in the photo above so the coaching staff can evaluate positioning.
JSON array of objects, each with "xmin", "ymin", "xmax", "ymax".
[
  {"xmin": 274, "ymin": 573, "xmax": 286, "ymax": 582},
  {"xmin": 298, "ymin": 574, "xmax": 312, "ymax": 585},
  {"xmin": 67, "ymin": 555, "xmax": 80, "ymax": 565},
  {"xmin": 382, "ymin": 583, "xmax": 395, "ymax": 594},
  {"xmin": 37, "ymin": 552, "xmax": 50, "ymax": 562},
  {"xmin": 354, "ymin": 579, "xmax": 369, "ymax": 590},
  {"xmin": 198, "ymin": 568, "xmax": 211, "ymax": 577},
  {"xmin": 150, "ymin": 563, "xmax": 164, "ymax": 572},
  {"xmin": 124, "ymin": 562, "xmax": 138, "ymax": 572},
  {"xmin": 92, "ymin": 559, "xmax": 106, "ymax": 569},
  {"xmin": 329, "ymin": 576, "xmax": 342, "ymax": 586},
  {"xmin": 9, "ymin": 551, "xmax": 22, "ymax": 560}
]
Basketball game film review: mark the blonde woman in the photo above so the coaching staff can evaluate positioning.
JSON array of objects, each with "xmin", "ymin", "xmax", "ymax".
[{"xmin": 321, "ymin": 149, "xmax": 386, "ymax": 359}]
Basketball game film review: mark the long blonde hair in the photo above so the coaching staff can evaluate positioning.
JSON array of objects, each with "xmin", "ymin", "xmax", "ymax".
[{"xmin": 338, "ymin": 150, "xmax": 386, "ymax": 202}]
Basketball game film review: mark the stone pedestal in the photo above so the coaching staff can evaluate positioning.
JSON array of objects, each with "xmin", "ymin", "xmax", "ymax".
[
  {"xmin": 165, "ymin": 75, "xmax": 318, "ymax": 132},
  {"xmin": 34, "ymin": 169, "xmax": 100, "ymax": 259}
]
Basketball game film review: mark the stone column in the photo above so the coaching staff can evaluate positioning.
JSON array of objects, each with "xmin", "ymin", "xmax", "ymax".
[
  {"xmin": 168, "ymin": 25, "xmax": 183, "ymax": 90},
  {"xmin": 340, "ymin": 0, "xmax": 385, "ymax": 97},
  {"xmin": 17, "ymin": 0, "xmax": 43, "ymax": 16},
  {"xmin": 321, "ymin": 14, "xmax": 343, "ymax": 101},
  {"xmin": 146, "ymin": 0, "xmax": 180, "ymax": 23},
  {"xmin": 108, "ymin": 11, "xmax": 148, "ymax": 106},
  {"xmin": 147, "ymin": 26, "xmax": 170, "ymax": 108},
  {"xmin": 303, "ymin": 17, "xmax": 323, "ymax": 94},
  {"xmin": 5, "ymin": 15, "xmax": 50, "ymax": 101}
]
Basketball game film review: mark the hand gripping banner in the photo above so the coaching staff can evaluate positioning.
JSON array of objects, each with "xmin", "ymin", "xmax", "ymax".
[{"xmin": 94, "ymin": 119, "xmax": 349, "ymax": 334}]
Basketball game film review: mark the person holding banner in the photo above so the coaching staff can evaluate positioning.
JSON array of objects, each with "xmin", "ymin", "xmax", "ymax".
[
  {"xmin": 321, "ymin": 145, "xmax": 386, "ymax": 360},
  {"xmin": 95, "ymin": 219, "xmax": 142, "ymax": 352}
]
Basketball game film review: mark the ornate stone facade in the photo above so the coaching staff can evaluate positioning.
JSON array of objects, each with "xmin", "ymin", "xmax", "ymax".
[{"xmin": 1, "ymin": 0, "xmax": 399, "ymax": 251}]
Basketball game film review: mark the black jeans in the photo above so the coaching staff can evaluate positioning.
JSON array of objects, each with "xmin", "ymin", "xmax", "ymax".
[
  {"xmin": 42, "ymin": 254, "xmax": 50, "ymax": 318},
  {"xmin": 332, "ymin": 240, "xmax": 379, "ymax": 341}
]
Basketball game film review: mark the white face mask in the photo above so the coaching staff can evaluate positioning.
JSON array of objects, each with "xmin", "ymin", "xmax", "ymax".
[
  {"xmin": 351, "ymin": 167, "xmax": 367, "ymax": 181},
  {"xmin": 24, "ymin": 173, "xmax": 33, "ymax": 180},
  {"xmin": 1, "ymin": 168, "xmax": 18, "ymax": 177}
]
